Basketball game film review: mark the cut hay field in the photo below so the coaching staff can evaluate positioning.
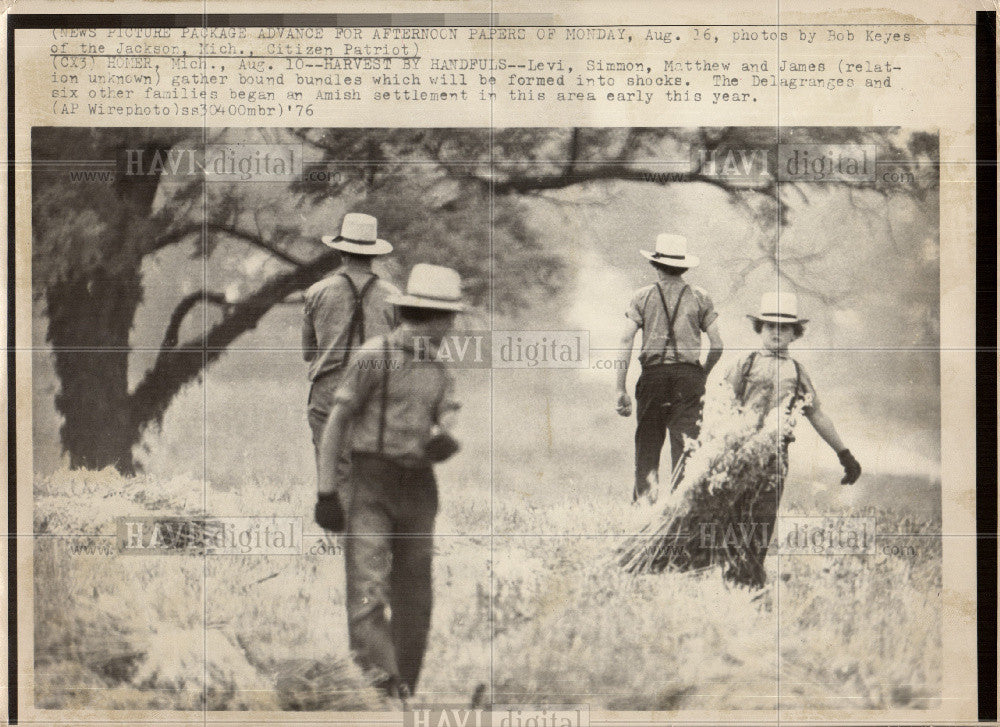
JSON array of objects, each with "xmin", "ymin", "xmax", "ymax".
[{"xmin": 31, "ymin": 363, "xmax": 943, "ymax": 713}]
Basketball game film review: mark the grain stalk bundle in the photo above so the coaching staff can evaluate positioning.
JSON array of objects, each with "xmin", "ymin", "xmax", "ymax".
[{"xmin": 618, "ymin": 387, "xmax": 804, "ymax": 588}]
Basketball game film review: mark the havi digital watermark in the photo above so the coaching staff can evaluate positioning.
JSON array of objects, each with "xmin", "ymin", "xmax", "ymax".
[{"xmin": 405, "ymin": 705, "xmax": 589, "ymax": 727}]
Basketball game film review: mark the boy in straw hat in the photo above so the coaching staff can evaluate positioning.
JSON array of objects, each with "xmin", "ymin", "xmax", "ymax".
[
  {"xmin": 303, "ymin": 213, "xmax": 399, "ymax": 511},
  {"xmin": 315, "ymin": 263, "xmax": 465, "ymax": 700},
  {"xmin": 618, "ymin": 290, "xmax": 860, "ymax": 588},
  {"xmin": 726, "ymin": 290, "xmax": 862, "ymax": 482},
  {"xmin": 717, "ymin": 290, "xmax": 862, "ymax": 584},
  {"xmin": 616, "ymin": 233, "xmax": 725, "ymax": 503}
]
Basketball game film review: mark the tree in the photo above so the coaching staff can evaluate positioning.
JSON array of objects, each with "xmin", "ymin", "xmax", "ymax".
[
  {"xmin": 31, "ymin": 127, "xmax": 937, "ymax": 473},
  {"xmin": 31, "ymin": 127, "xmax": 337, "ymax": 473}
]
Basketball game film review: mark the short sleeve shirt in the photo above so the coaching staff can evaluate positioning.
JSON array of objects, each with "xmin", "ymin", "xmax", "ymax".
[
  {"xmin": 626, "ymin": 280, "xmax": 718, "ymax": 366},
  {"xmin": 303, "ymin": 272, "xmax": 399, "ymax": 381},
  {"xmin": 333, "ymin": 329, "xmax": 460, "ymax": 466},
  {"xmin": 724, "ymin": 350, "xmax": 819, "ymax": 421}
]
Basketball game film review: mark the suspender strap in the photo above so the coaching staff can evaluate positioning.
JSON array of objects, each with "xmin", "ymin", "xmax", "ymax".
[
  {"xmin": 786, "ymin": 358, "xmax": 803, "ymax": 413},
  {"xmin": 653, "ymin": 283, "xmax": 690, "ymax": 360},
  {"xmin": 377, "ymin": 338, "xmax": 390, "ymax": 454},
  {"xmin": 339, "ymin": 272, "xmax": 378, "ymax": 358},
  {"xmin": 735, "ymin": 351, "xmax": 759, "ymax": 406},
  {"xmin": 735, "ymin": 351, "xmax": 803, "ymax": 413}
]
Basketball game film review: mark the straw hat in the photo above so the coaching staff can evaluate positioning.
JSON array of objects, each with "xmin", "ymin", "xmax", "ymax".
[
  {"xmin": 639, "ymin": 233, "xmax": 700, "ymax": 269},
  {"xmin": 748, "ymin": 291, "xmax": 809, "ymax": 324},
  {"xmin": 387, "ymin": 263, "xmax": 465, "ymax": 311},
  {"xmin": 321, "ymin": 213, "xmax": 393, "ymax": 256}
]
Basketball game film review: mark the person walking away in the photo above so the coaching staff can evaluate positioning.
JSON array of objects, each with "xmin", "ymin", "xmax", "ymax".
[
  {"xmin": 303, "ymin": 212, "xmax": 398, "ymax": 500},
  {"xmin": 314, "ymin": 263, "xmax": 465, "ymax": 700},
  {"xmin": 722, "ymin": 290, "xmax": 862, "ymax": 586},
  {"xmin": 615, "ymin": 233, "xmax": 724, "ymax": 503}
]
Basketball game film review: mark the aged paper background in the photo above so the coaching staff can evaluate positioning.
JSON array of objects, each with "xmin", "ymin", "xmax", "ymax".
[{"xmin": 4, "ymin": 0, "xmax": 988, "ymax": 724}]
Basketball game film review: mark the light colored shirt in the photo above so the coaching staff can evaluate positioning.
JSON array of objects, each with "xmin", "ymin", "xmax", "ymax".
[
  {"xmin": 334, "ymin": 328, "xmax": 460, "ymax": 467},
  {"xmin": 626, "ymin": 279, "xmax": 718, "ymax": 367},
  {"xmin": 302, "ymin": 271, "xmax": 399, "ymax": 381},
  {"xmin": 724, "ymin": 350, "xmax": 819, "ymax": 420}
]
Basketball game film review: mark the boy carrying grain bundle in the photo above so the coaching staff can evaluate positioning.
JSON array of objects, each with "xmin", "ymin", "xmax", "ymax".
[
  {"xmin": 719, "ymin": 290, "xmax": 861, "ymax": 581},
  {"xmin": 619, "ymin": 291, "xmax": 861, "ymax": 588}
]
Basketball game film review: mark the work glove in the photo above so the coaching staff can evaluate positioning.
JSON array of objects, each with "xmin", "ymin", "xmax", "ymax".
[
  {"xmin": 425, "ymin": 429, "xmax": 461, "ymax": 463},
  {"xmin": 314, "ymin": 491, "xmax": 346, "ymax": 533},
  {"xmin": 837, "ymin": 449, "xmax": 862, "ymax": 485}
]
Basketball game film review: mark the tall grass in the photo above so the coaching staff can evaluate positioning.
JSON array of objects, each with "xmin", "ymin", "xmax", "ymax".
[{"xmin": 32, "ymin": 368, "xmax": 941, "ymax": 711}]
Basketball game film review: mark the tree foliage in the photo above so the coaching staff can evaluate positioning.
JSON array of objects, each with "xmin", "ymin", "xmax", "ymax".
[{"xmin": 30, "ymin": 126, "xmax": 938, "ymax": 472}]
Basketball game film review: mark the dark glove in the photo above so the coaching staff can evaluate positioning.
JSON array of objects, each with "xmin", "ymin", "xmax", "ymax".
[
  {"xmin": 837, "ymin": 449, "xmax": 862, "ymax": 485},
  {"xmin": 314, "ymin": 492, "xmax": 345, "ymax": 533},
  {"xmin": 425, "ymin": 430, "xmax": 460, "ymax": 463}
]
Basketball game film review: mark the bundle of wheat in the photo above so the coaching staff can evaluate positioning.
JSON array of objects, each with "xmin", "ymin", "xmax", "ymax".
[
  {"xmin": 232, "ymin": 631, "xmax": 381, "ymax": 711},
  {"xmin": 618, "ymin": 387, "xmax": 804, "ymax": 588},
  {"xmin": 270, "ymin": 656, "xmax": 382, "ymax": 711},
  {"xmin": 127, "ymin": 626, "xmax": 279, "ymax": 710}
]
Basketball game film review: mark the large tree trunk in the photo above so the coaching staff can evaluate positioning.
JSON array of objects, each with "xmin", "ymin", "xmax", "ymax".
[
  {"xmin": 34, "ymin": 128, "xmax": 182, "ymax": 474},
  {"xmin": 46, "ymin": 267, "xmax": 143, "ymax": 474}
]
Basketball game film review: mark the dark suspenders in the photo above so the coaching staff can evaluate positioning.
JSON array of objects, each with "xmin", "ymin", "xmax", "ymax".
[
  {"xmin": 339, "ymin": 271, "xmax": 378, "ymax": 359},
  {"xmin": 788, "ymin": 358, "xmax": 804, "ymax": 410},
  {"xmin": 736, "ymin": 351, "xmax": 804, "ymax": 412},
  {"xmin": 735, "ymin": 351, "xmax": 759, "ymax": 406},
  {"xmin": 653, "ymin": 283, "xmax": 690, "ymax": 360}
]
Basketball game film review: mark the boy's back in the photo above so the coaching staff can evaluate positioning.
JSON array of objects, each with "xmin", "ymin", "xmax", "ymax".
[
  {"xmin": 626, "ymin": 279, "xmax": 717, "ymax": 365},
  {"xmin": 303, "ymin": 272, "xmax": 399, "ymax": 381}
]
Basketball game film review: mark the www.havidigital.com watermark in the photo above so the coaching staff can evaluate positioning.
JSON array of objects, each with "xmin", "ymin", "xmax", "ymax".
[
  {"xmin": 116, "ymin": 516, "xmax": 302, "ymax": 555},
  {"xmin": 405, "ymin": 706, "xmax": 589, "ymax": 727},
  {"xmin": 694, "ymin": 516, "xmax": 878, "ymax": 556},
  {"xmin": 117, "ymin": 143, "xmax": 304, "ymax": 182},
  {"xmin": 351, "ymin": 330, "xmax": 594, "ymax": 369},
  {"xmin": 640, "ymin": 143, "xmax": 882, "ymax": 186}
]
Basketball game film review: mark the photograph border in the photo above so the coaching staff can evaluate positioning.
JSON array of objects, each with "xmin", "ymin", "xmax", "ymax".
[{"xmin": 5, "ymin": 8, "xmax": 996, "ymax": 724}]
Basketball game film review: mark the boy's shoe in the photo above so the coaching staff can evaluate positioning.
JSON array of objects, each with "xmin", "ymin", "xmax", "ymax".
[
  {"xmin": 469, "ymin": 682, "xmax": 488, "ymax": 709},
  {"xmin": 750, "ymin": 585, "xmax": 774, "ymax": 612},
  {"xmin": 373, "ymin": 675, "xmax": 409, "ymax": 710},
  {"xmin": 632, "ymin": 472, "xmax": 659, "ymax": 505},
  {"xmin": 629, "ymin": 489, "xmax": 659, "ymax": 510}
]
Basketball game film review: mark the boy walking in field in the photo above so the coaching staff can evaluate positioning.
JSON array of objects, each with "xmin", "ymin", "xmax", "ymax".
[
  {"xmin": 615, "ymin": 233, "xmax": 725, "ymax": 503},
  {"xmin": 303, "ymin": 213, "xmax": 398, "ymax": 494},
  {"xmin": 617, "ymin": 291, "xmax": 860, "ymax": 588},
  {"xmin": 314, "ymin": 263, "xmax": 464, "ymax": 700},
  {"xmin": 720, "ymin": 290, "xmax": 861, "ymax": 585}
]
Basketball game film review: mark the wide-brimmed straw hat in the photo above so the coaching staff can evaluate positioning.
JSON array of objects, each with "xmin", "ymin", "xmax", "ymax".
[
  {"xmin": 640, "ymin": 233, "xmax": 700, "ymax": 269},
  {"xmin": 321, "ymin": 213, "xmax": 393, "ymax": 256},
  {"xmin": 387, "ymin": 263, "xmax": 465, "ymax": 312},
  {"xmin": 748, "ymin": 291, "xmax": 809, "ymax": 324}
]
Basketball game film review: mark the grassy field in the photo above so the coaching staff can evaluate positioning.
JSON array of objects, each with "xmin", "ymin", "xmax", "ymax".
[{"xmin": 31, "ymin": 360, "xmax": 942, "ymax": 713}]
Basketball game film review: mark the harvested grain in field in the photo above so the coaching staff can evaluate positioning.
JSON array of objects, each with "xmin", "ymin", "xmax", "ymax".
[
  {"xmin": 32, "ymin": 467, "xmax": 374, "ymax": 710},
  {"xmin": 619, "ymin": 386, "xmax": 803, "ymax": 587}
]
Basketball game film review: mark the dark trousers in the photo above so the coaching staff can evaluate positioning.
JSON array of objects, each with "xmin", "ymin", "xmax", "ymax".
[
  {"xmin": 722, "ymin": 447, "xmax": 788, "ymax": 588},
  {"xmin": 344, "ymin": 453, "xmax": 438, "ymax": 694},
  {"xmin": 307, "ymin": 370, "xmax": 352, "ymax": 492},
  {"xmin": 633, "ymin": 363, "xmax": 707, "ymax": 499}
]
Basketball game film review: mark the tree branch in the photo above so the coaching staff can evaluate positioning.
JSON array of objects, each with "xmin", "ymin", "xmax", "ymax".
[
  {"xmin": 146, "ymin": 221, "xmax": 308, "ymax": 267},
  {"xmin": 160, "ymin": 290, "xmax": 230, "ymax": 350},
  {"xmin": 128, "ymin": 249, "xmax": 341, "ymax": 432},
  {"xmin": 490, "ymin": 163, "xmax": 764, "ymax": 195}
]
